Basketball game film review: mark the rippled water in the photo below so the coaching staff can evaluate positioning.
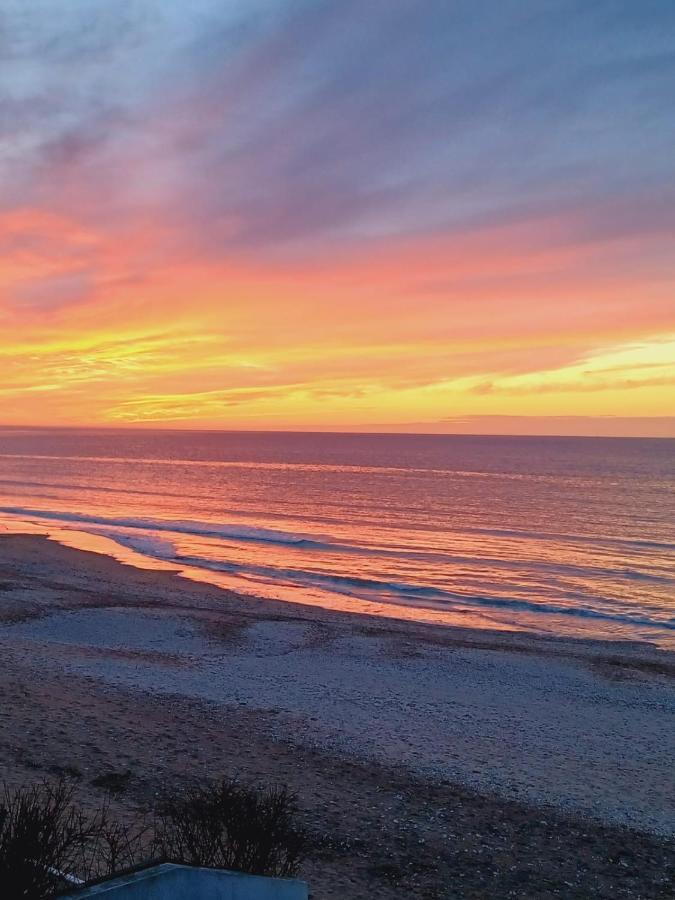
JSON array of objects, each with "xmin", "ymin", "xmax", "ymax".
[{"xmin": 0, "ymin": 428, "xmax": 673, "ymax": 646}]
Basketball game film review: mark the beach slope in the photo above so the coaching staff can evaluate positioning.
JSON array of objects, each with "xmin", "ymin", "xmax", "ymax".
[{"xmin": 1, "ymin": 534, "xmax": 674, "ymax": 898}]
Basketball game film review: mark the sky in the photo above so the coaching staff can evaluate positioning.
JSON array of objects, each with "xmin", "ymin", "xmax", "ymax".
[{"xmin": 1, "ymin": 0, "xmax": 674, "ymax": 436}]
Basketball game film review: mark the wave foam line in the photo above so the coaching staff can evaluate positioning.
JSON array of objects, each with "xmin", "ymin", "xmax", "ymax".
[
  {"xmin": 170, "ymin": 554, "xmax": 675, "ymax": 632},
  {"xmin": 3, "ymin": 506, "xmax": 672, "ymax": 589},
  {"xmin": 0, "ymin": 506, "xmax": 321, "ymax": 547},
  {"xmin": 5, "ymin": 507, "xmax": 672, "ymax": 634}
]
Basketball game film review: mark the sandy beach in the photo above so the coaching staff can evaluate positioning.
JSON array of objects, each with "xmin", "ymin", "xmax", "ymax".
[{"xmin": 1, "ymin": 532, "xmax": 674, "ymax": 898}]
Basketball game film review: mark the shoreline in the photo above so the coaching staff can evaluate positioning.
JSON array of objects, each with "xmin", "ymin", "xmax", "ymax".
[
  {"xmin": 2, "ymin": 528, "xmax": 674, "ymax": 661},
  {"xmin": 3, "ymin": 517, "xmax": 675, "ymax": 650},
  {"xmin": 1, "ymin": 532, "xmax": 674, "ymax": 896}
]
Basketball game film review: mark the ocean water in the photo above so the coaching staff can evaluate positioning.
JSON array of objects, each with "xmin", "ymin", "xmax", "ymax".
[{"xmin": 0, "ymin": 428, "xmax": 673, "ymax": 647}]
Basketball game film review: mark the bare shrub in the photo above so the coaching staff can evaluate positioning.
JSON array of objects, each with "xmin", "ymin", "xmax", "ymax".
[
  {"xmin": 152, "ymin": 777, "xmax": 306, "ymax": 878},
  {"xmin": 0, "ymin": 775, "xmax": 306, "ymax": 896},
  {"xmin": 0, "ymin": 778, "xmax": 89, "ymax": 899},
  {"xmin": 81, "ymin": 797, "xmax": 150, "ymax": 882},
  {"xmin": 0, "ymin": 779, "xmax": 148, "ymax": 898}
]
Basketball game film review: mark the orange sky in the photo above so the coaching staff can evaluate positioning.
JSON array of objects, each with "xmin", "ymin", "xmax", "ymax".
[{"xmin": 1, "ymin": 2, "xmax": 674, "ymax": 437}]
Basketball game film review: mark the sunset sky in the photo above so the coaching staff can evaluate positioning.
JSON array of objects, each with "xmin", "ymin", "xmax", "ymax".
[{"xmin": 1, "ymin": 1, "xmax": 674, "ymax": 436}]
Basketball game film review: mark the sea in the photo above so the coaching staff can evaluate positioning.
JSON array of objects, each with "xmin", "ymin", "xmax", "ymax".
[{"xmin": 0, "ymin": 428, "xmax": 673, "ymax": 647}]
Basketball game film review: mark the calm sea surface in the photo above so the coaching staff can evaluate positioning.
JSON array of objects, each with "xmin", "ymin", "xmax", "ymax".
[{"xmin": 0, "ymin": 429, "xmax": 673, "ymax": 646}]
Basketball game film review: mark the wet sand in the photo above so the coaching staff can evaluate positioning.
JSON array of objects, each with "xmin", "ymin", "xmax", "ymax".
[{"xmin": 1, "ymin": 533, "xmax": 674, "ymax": 898}]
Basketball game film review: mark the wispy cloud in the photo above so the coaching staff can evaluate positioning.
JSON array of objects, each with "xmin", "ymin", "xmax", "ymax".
[{"xmin": 0, "ymin": 1, "xmax": 674, "ymax": 432}]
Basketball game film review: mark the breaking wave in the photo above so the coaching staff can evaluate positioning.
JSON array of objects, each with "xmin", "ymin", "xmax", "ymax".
[
  {"xmin": 0, "ymin": 506, "xmax": 321, "ymax": 547},
  {"xmin": 167, "ymin": 554, "xmax": 675, "ymax": 632}
]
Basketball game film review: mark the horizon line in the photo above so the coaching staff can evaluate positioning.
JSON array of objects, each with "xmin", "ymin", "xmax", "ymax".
[{"xmin": 0, "ymin": 424, "xmax": 673, "ymax": 441}]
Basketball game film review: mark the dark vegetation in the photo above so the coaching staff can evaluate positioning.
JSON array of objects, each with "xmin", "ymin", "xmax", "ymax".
[
  {"xmin": 0, "ymin": 779, "xmax": 90, "ymax": 900},
  {"xmin": 0, "ymin": 776, "xmax": 306, "ymax": 899},
  {"xmin": 154, "ymin": 779, "xmax": 305, "ymax": 877},
  {"xmin": 0, "ymin": 778, "xmax": 141, "ymax": 899}
]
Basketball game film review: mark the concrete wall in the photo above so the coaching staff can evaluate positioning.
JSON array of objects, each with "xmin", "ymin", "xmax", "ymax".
[{"xmin": 60, "ymin": 863, "xmax": 309, "ymax": 900}]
